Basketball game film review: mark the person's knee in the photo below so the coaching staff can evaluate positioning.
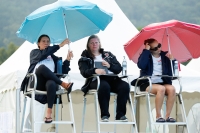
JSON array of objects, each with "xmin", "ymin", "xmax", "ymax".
[
  {"xmin": 167, "ymin": 86, "xmax": 176, "ymax": 95},
  {"xmin": 157, "ymin": 86, "xmax": 165, "ymax": 95},
  {"xmin": 38, "ymin": 64, "xmax": 46, "ymax": 70},
  {"xmin": 98, "ymin": 80, "xmax": 110, "ymax": 93},
  {"xmin": 36, "ymin": 65, "xmax": 47, "ymax": 73},
  {"xmin": 121, "ymin": 82, "xmax": 130, "ymax": 93}
]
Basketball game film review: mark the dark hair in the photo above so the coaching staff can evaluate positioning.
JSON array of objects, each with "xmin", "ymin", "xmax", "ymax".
[
  {"xmin": 37, "ymin": 34, "xmax": 50, "ymax": 48},
  {"xmin": 144, "ymin": 38, "xmax": 156, "ymax": 45},
  {"xmin": 86, "ymin": 35, "xmax": 102, "ymax": 58}
]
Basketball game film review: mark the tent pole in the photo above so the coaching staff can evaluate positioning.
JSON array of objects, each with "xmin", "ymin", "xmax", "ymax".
[{"xmin": 16, "ymin": 88, "xmax": 20, "ymax": 133}]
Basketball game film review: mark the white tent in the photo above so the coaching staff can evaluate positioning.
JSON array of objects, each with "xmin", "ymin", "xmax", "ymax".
[
  {"xmin": 1, "ymin": 0, "xmax": 200, "ymax": 132},
  {"xmin": 186, "ymin": 58, "xmax": 200, "ymax": 72},
  {"xmin": 173, "ymin": 64, "xmax": 200, "ymax": 92}
]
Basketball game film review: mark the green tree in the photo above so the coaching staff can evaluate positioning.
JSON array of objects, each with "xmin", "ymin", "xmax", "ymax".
[
  {"xmin": 0, "ymin": 48, "xmax": 7, "ymax": 64},
  {"xmin": 0, "ymin": 43, "xmax": 18, "ymax": 65}
]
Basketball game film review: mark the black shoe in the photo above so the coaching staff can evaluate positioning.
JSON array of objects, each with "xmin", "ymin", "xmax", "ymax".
[
  {"xmin": 67, "ymin": 83, "xmax": 73, "ymax": 94},
  {"xmin": 156, "ymin": 117, "xmax": 165, "ymax": 122},
  {"xmin": 166, "ymin": 117, "xmax": 176, "ymax": 122},
  {"xmin": 101, "ymin": 116, "xmax": 109, "ymax": 122},
  {"xmin": 44, "ymin": 117, "xmax": 52, "ymax": 123},
  {"xmin": 115, "ymin": 116, "xmax": 128, "ymax": 122}
]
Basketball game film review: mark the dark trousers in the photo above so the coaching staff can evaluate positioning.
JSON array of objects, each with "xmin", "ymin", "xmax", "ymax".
[
  {"xmin": 35, "ymin": 65, "xmax": 62, "ymax": 108},
  {"xmin": 89, "ymin": 76, "xmax": 130, "ymax": 119}
]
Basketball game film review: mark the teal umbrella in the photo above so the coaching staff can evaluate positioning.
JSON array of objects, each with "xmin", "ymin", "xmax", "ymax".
[{"xmin": 16, "ymin": 0, "xmax": 112, "ymax": 44}]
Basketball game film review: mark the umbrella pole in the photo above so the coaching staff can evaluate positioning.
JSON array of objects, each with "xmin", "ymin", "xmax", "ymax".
[
  {"xmin": 166, "ymin": 28, "xmax": 174, "ymax": 76},
  {"xmin": 62, "ymin": 10, "xmax": 71, "ymax": 50}
]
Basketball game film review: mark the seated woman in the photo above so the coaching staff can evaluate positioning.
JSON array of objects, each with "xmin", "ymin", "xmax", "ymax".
[
  {"xmin": 78, "ymin": 35, "xmax": 130, "ymax": 122},
  {"xmin": 131, "ymin": 38, "xmax": 176, "ymax": 122},
  {"xmin": 21, "ymin": 34, "xmax": 73, "ymax": 123}
]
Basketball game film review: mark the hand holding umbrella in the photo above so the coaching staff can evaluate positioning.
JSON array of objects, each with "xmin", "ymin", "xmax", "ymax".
[
  {"xmin": 59, "ymin": 38, "xmax": 71, "ymax": 48},
  {"xmin": 165, "ymin": 53, "xmax": 174, "ymax": 60},
  {"xmin": 66, "ymin": 50, "xmax": 73, "ymax": 61}
]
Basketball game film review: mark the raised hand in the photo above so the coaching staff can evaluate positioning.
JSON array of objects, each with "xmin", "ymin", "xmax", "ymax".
[
  {"xmin": 66, "ymin": 50, "xmax": 73, "ymax": 61},
  {"xmin": 59, "ymin": 38, "xmax": 71, "ymax": 47},
  {"xmin": 165, "ymin": 53, "xmax": 174, "ymax": 60},
  {"xmin": 145, "ymin": 43, "xmax": 150, "ymax": 50}
]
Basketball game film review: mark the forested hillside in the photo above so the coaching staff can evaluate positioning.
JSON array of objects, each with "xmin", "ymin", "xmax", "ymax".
[
  {"xmin": 116, "ymin": 0, "xmax": 200, "ymax": 29},
  {"xmin": 0, "ymin": 0, "xmax": 200, "ymax": 48},
  {"xmin": 0, "ymin": 0, "xmax": 55, "ymax": 47}
]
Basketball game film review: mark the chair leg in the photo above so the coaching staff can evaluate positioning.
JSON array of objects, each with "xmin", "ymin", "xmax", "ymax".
[
  {"xmin": 81, "ymin": 97, "xmax": 87, "ymax": 133},
  {"xmin": 94, "ymin": 92, "xmax": 100, "ymax": 133},
  {"xmin": 146, "ymin": 94, "xmax": 154, "ymax": 133},
  {"xmin": 31, "ymin": 91, "xmax": 35, "ymax": 133},
  {"xmin": 68, "ymin": 94, "xmax": 76, "ymax": 133},
  {"xmin": 178, "ymin": 94, "xmax": 190, "ymax": 133},
  {"xmin": 21, "ymin": 96, "xmax": 27, "ymax": 133},
  {"xmin": 114, "ymin": 95, "xmax": 117, "ymax": 133},
  {"xmin": 163, "ymin": 97, "xmax": 166, "ymax": 133},
  {"xmin": 128, "ymin": 93, "xmax": 138, "ymax": 133},
  {"xmin": 55, "ymin": 95, "xmax": 59, "ymax": 133},
  {"xmin": 134, "ymin": 97, "xmax": 139, "ymax": 133},
  {"xmin": 133, "ymin": 97, "xmax": 138, "ymax": 118}
]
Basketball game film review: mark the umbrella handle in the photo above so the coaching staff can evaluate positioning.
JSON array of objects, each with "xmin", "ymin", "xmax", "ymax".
[
  {"xmin": 170, "ymin": 59, "xmax": 175, "ymax": 76},
  {"xmin": 68, "ymin": 43, "xmax": 71, "ymax": 51},
  {"xmin": 166, "ymin": 28, "xmax": 174, "ymax": 76}
]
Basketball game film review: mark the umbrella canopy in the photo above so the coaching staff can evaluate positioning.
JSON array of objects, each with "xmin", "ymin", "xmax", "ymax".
[
  {"xmin": 16, "ymin": 0, "xmax": 112, "ymax": 44},
  {"xmin": 124, "ymin": 20, "xmax": 200, "ymax": 63}
]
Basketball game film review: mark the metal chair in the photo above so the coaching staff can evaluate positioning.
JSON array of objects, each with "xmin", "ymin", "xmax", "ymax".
[
  {"xmin": 81, "ymin": 74, "xmax": 138, "ymax": 133},
  {"xmin": 133, "ymin": 75, "xmax": 189, "ymax": 133},
  {"xmin": 20, "ymin": 73, "xmax": 76, "ymax": 133}
]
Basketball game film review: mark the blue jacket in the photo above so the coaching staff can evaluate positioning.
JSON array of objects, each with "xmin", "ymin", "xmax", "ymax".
[{"xmin": 131, "ymin": 49, "xmax": 174, "ymax": 86}]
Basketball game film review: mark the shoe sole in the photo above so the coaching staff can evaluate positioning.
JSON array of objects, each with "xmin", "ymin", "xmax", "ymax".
[
  {"xmin": 115, "ymin": 119, "xmax": 128, "ymax": 122},
  {"xmin": 101, "ymin": 119, "xmax": 109, "ymax": 122},
  {"xmin": 67, "ymin": 83, "xmax": 73, "ymax": 94}
]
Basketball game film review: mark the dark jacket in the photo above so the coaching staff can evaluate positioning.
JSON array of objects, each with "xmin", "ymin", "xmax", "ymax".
[
  {"xmin": 21, "ymin": 45, "xmax": 71, "ymax": 92},
  {"xmin": 78, "ymin": 49, "xmax": 122, "ymax": 94},
  {"xmin": 131, "ymin": 49, "xmax": 175, "ymax": 86}
]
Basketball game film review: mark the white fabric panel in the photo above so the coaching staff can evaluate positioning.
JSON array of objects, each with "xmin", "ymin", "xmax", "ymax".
[
  {"xmin": 187, "ymin": 57, "xmax": 200, "ymax": 72},
  {"xmin": 22, "ymin": 97, "xmax": 46, "ymax": 132}
]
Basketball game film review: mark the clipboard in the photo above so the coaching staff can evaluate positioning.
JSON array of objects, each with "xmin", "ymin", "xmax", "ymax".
[{"xmin": 94, "ymin": 61, "xmax": 108, "ymax": 74}]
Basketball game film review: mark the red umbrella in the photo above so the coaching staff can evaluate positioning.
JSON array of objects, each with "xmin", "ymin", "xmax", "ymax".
[{"xmin": 124, "ymin": 20, "xmax": 200, "ymax": 63}]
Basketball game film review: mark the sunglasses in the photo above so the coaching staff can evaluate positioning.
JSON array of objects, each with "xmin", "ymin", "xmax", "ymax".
[{"xmin": 150, "ymin": 43, "xmax": 161, "ymax": 51}]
